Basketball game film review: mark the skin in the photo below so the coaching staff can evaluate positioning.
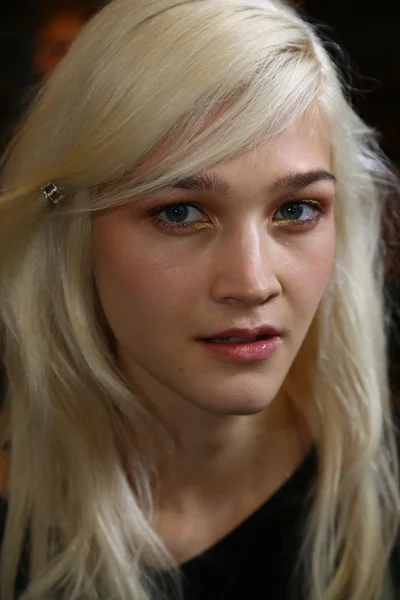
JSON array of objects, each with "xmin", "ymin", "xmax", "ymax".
[{"xmin": 92, "ymin": 112, "xmax": 336, "ymax": 562}]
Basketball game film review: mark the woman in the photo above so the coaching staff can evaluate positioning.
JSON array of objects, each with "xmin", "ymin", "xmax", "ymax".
[{"xmin": 0, "ymin": 0, "xmax": 399, "ymax": 598}]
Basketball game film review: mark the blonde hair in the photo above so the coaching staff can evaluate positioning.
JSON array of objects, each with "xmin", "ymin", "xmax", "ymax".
[{"xmin": 0, "ymin": 1, "xmax": 399, "ymax": 599}]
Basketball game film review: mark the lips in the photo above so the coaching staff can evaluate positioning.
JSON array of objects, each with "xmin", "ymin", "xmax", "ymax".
[
  {"xmin": 199, "ymin": 325, "xmax": 280, "ymax": 342},
  {"xmin": 198, "ymin": 329, "xmax": 282, "ymax": 362},
  {"xmin": 207, "ymin": 335, "xmax": 271, "ymax": 344},
  {"xmin": 209, "ymin": 336, "xmax": 266, "ymax": 343}
]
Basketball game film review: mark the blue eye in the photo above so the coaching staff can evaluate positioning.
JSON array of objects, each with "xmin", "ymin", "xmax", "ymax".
[
  {"xmin": 149, "ymin": 202, "xmax": 213, "ymax": 233},
  {"xmin": 157, "ymin": 204, "xmax": 204, "ymax": 223},
  {"xmin": 273, "ymin": 201, "xmax": 322, "ymax": 222}
]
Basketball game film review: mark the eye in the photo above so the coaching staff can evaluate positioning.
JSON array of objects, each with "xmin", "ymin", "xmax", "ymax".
[
  {"xmin": 273, "ymin": 200, "xmax": 323, "ymax": 224},
  {"xmin": 149, "ymin": 202, "xmax": 213, "ymax": 232},
  {"xmin": 158, "ymin": 204, "xmax": 203, "ymax": 223}
]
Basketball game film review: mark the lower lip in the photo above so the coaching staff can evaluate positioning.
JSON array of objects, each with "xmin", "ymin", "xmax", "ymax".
[{"xmin": 198, "ymin": 336, "xmax": 281, "ymax": 362}]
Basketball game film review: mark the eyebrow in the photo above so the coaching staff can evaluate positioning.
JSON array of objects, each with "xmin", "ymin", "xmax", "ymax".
[
  {"xmin": 170, "ymin": 172, "xmax": 231, "ymax": 195},
  {"xmin": 169, "ymin": 169, "xmax": 336, "ymax": 196},
  {"xmin": 269, "ymin": 170, "xmax": 337, "ymax": 193}
]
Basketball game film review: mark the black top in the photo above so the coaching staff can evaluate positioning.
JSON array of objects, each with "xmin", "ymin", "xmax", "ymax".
[
  {"xmin": 0, "ymin": 447, "xmax": 399, "ymax": 599},
  {"xmin": 175, "ymin": 448, "xmax": 316, "ymax": 600}
]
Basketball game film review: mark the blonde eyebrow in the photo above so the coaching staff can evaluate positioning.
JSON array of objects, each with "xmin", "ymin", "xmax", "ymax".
[
  {"xmin": 169, "ymin": 169, "xmax": 336, "ymax": 196},
  {"xmin": 269, "ymin": 169, "xmax": 337, "ymax": 194},
  {"xmin": 170, "ymin": 172, "xmax": 230, "ymax": 196}
]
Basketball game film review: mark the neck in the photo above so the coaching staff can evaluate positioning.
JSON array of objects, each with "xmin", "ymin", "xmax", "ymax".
[
  {"xmin": 117, "ymin": 353, "xmax": 310, "ymax": 512},
  {"xmin": 151, "ymin": 392, "xmax": 310, "ymax": 513}
]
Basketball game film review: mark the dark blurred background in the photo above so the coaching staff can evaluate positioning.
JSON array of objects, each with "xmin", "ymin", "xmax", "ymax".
[
  {"xmin": 0, "ymin": 0, "xmax": 399, "ymax": 398},
  {"xmin": 301, "ymin": 0, "xmax": 400, "ymax": 166},
  {"xmin": 0, "ymin": 0, "xmax": 103, "ymax": 148}
]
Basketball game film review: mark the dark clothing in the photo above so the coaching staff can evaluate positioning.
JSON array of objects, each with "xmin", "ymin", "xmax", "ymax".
[{"xmin": 168, "ymin": 448, "xmax": 316, "ymax": 600}]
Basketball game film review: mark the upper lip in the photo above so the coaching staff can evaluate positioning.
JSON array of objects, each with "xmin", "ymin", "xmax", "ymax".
[{"xmin": 199, "ymin": 326, "xmax": 281, "ymax": 340}]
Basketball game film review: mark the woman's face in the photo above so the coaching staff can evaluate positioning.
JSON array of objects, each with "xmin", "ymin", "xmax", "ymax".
[{"xmin": 93, "ymin": 114, "xmax": 335, "ymax": 417}]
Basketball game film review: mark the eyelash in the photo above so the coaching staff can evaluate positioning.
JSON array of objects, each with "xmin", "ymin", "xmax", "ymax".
[
  {"xmin": 148, "ymin": 200, "xmax": 325, "ymax": 232},
  {"xmin": 149, "ymin": 202, "xmax": 211, "ymax": 232}
]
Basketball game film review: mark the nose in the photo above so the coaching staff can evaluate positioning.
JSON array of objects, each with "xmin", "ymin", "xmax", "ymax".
[{"xmin": 210, "ymin": 223, "xmax": 282, "ymax": 307}]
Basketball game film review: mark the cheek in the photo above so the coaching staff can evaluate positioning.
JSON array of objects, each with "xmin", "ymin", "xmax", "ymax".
[
  {"xmin": 92, "ymin": 217, "xmax": 202, "ymax": 329},
  {"xmin": 282, "ymin": 228, "xmax": 335, "ymax": 317},
  {"xmin": 304, "ymin": 241, "xmax": 335, "ymax": 289}
]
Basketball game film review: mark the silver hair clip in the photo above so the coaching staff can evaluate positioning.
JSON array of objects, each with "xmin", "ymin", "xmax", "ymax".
[{"xmin": 41, "ymin": 181, "xmax": 66, "ymax": 206}]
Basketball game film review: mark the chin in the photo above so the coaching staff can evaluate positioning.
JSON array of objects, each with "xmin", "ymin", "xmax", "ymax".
[
  {"xmin": 189, "ymin": 377, "xmax": 283, "ymax": 417},
  {"xmin": 197, "ymin": 395, "xmax": 276, "ymax": 417}
]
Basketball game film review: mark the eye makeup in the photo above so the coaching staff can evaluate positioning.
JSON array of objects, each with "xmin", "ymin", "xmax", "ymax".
[{"xmin": 147, "ymin": 198, "xmax": 326, "ymax": 234}]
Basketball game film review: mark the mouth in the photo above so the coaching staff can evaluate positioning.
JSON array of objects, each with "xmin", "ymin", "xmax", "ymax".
[
  {"xmin": 196, "ymin": 329, "xmax": 282, "ymax": 363},
  {"xmin": 198, "ymin": 325, "xmax": 281, "ymax": 343},
  {"xmin": 203, "ymin": 334, "xmax": 274, "ymax": 344}
]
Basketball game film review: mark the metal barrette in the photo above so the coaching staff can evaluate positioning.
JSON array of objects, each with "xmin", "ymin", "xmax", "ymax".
[{"xmin": 41, "ymin": 181, "xmax": 66, "ymax": 206}]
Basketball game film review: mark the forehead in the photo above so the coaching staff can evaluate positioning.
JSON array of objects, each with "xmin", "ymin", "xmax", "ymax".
[
  {"xmin": 196, "ymin": 112, "xmax": 332, "ymax": 192},
  {"xmin": 137, "ymin": 108, "xmax": 331, "ymax": 185},
  {"xmin": 208, "ymin": 111, "xmax": 331, "ymax": 175}
]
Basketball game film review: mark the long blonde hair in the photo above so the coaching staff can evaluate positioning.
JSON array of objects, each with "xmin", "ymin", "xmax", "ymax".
[{"xmin": 0, "ymin": 1, "xmax": 399, "ymax": 599}]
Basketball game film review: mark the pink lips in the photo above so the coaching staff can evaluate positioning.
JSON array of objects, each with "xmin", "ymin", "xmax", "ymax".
[
  {"xmin": 201, "ymin": 326, "xmax": 280, "ymax": 340},
  {"xmin": 197, "ymin": 325, "xmax": 282, "ymax": 363}
]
